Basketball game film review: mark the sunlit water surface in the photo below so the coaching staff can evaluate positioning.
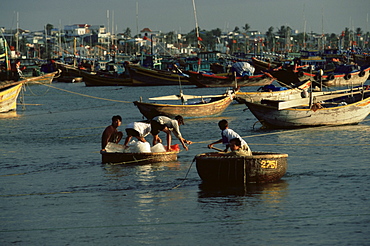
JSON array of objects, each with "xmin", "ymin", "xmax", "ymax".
[{"xmin": 1, "ymin": 82, "xmax": 369, "ymax": 245}]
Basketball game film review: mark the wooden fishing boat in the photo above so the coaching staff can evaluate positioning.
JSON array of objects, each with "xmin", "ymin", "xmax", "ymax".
[
  {"xmin": 133, "ymin": 91, "xmax": 234, "ymax": 119},
  {"xmin": 81, "ymin": 70, "xmax": 132, "ymax": 86},
  {"xmin": 0, "ymin": 81, "xmax": 24, "ymax": 113},
  {"xmin": 353, "ymin": 53, "xmax": 370, "ymax": 67},
  {"xmin": 127, "ymin": 64, "xmax": 191, "ymax": 86},
  {"xmin": 245, "ymin": 86, "xmax": 370, "ymax": 128},
  {"xmin": 101, "ymin": 151, "xmax": 178, "ymax": 164},
  {"xmin": 55, "ymin": 62, "xmax": 132, "ymax": 86},
  {"xmin": 270, "ymin": 65, "xmax": 370, "ymax": 88},
  {"xmin": 235, "ymin": 80, "xmax": 311, "ymax": 103},
  {"xmin": 251, "ymin": 57, "xmax": 283, "ymax": 71},
  {"xmin": 23, "ymin": 70, "xmax": 60, "ymax": 85},
  {"xmin": 195, "ymin": 151, "xmax": 288, "ymax": 184},
  {"xmin": 185, "ymin": 70, "xmax": 274, "ymax": 88},
  {"xmin": 321, "ymin": 66, "xmax": 370, "ymax": 87}
]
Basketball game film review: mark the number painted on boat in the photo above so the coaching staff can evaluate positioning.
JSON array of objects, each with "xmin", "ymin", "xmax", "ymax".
[{"xmin": 261, "ymin": 160, "xmax": 278, "ymax": 169}]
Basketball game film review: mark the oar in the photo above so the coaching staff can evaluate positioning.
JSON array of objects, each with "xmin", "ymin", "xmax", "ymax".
[{"xmin": 209, "ymin": 146, "xmax": 224, "ymax": 152}]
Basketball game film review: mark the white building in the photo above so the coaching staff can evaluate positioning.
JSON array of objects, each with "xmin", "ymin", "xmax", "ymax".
[
  {"xmin": 90, "ymin": 25, "xmax": 106, "ymax": 34},
  {"xmin": 64, "ymin": 24, "xmax": 91, "ymax": 36}
]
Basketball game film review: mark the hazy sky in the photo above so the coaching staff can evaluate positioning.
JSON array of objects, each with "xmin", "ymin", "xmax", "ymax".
[{"xmin": 1, "ymin": 0, "xmax": 370, "ymax": 35}]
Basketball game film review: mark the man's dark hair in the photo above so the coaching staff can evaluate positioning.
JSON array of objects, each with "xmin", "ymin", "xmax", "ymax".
[
  {"xmin": 230, "ymin": 138, "xmax": 242, "ymax": 147},
  {"xmin": 218, "ymin": 119, "xmax": 228, "ymax": 129},
  {"xmin": 112, "ymin": 115, "xmax": 122, "ymax": 122},
  {"xmin": 175, "ymin": 115, "xmax": 184, "ymax": 125}
]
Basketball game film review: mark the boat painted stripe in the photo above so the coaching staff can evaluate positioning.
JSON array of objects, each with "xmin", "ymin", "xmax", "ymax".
[
  {"xmin": 134, "ymin": 67, "xmax": 185, "ymax": 77},
  {"xmin": 135, "ymin": 71, "xmax": 183, "ymax": 82},
  {"xmin": 303, "ymin": 73, "xmax": 315, "ymax": 77},
  {"xmin": 357, "ymin": 100, "xmax": 370, "ymax": 107},
  {"xmin": 0, "ymin": 84, "xmax": 23, "ymax": 103},
  {"xmin": 136, "ymin": 97, "xmax": 232, "ymax": 107}
]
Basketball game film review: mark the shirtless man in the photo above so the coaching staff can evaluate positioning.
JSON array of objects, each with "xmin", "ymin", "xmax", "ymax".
[{"xmin": 101, "ymin": 115, "xmax": 123, "ymax": 151}]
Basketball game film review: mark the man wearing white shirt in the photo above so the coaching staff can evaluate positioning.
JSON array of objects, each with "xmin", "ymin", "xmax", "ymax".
[
  {"xmin": 208, "ymin": 119, "xmax": 252, "ymax": 155},
  {"xmin": 150, "ymin": 115, "xmax": 192, "ymax": 151},
  {"xmin": 123, "ymin": 121, "xmax": 151, "ymax": 148}
]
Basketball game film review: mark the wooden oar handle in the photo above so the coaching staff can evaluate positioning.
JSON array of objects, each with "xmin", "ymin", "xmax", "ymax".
[{"xmin": 209, "ymin": 146, "xmax": 224, "ymax": 152}]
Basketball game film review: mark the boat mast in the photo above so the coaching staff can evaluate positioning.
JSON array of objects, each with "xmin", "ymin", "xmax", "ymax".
[
  {"xmin": 112, "ymin": 10, "xmax": 115, "ymax": 62},
  {"xmin": 16, "ymin": 12, "xmax": 19, "ymax": 58},
  {"xmin": 136, "ymin": 1, "xmax": 139, "ymax": 56},
  {"xmin": 192, "ymin": 0, "xmax": 200, "ymax": 49},
  {"xmin": 136, "ymin": 1, "xmax": 139, "ymax": 36},
  {"xmin": 0, "ymin": 29, "xmax": 11, "ymax": 72},
  {"xmin": 192, "ymin": 0, "xmax": 201, "ymax": 72},
  {"xmin": 45, "ymin": 24, "xmax": 48, "ymax": 59},
  {"xmin": 107, "ymin": 10, "xmax": 110, "ymax": 59},
  {"xmin": 59, "ymin": 20, "xmax": 63, "ymax": 61},
  {"xmin": 302, "ymin": 3, "xmax": 306, "ymax": 50},
  {"xmin": 73, "ymin": 37, "xmax": 77, "ymax": 67},
  {"xmin": 321, "ymin": 8, "xmax": 324, "ymax": 51},
  {"xmin": 366, "ymin": 13, "xmax": 369, "ymax": 50}
]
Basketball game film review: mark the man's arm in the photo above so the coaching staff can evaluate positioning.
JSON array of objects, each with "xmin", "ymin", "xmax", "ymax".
[
  {"xmin": 101, "ymin": 126, "xmax": 114, "ymax": 150},
  {"xmin": 207, "ymin": 139, "xmax": 223, "ymax": 149},
  {"xmin": 170, "ymin": 120, "xmax": 182, "ymax": 140}
]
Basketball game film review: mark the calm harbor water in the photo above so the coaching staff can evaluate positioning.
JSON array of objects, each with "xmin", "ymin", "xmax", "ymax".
[{"xmin": 1, "ymin": 81, "xmax": 370, "ymax": 245}]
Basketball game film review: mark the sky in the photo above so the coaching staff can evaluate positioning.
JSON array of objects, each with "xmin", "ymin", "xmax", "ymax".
[{"xmin": 1, "ymin": 0, "xmax": 370, "ymax": 35}]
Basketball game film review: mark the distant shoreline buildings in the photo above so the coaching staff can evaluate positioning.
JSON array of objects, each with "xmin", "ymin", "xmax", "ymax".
[{"xmin": 1, "ymin": 22, "xmax": 369, "ymax": 60}]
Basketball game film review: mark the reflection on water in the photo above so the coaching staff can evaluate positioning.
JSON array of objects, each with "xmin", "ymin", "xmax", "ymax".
[
  {"xmin": 198, "ymin": 180, "xmax": 289, "ymax": 202},
  {"xmin": 103, "ymin": 161, "xmax": 182, "ymax": 179},
  {"xmin": 103, "ymin": 164, "xmax": 136, "ymax": 180},
  {"xmin": 0, "ymin": 111, "xmax": 19, "ymax": 119}
]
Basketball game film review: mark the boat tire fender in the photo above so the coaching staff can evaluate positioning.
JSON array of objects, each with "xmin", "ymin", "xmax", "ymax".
[
  {"xmin": 359, "ymin": 70, "xmax": 366, "ymax": 77},
  {"xmin": 344, "ymin": 73, "xmax": 351, "ymax": 80},
  {"xmin": 296, "ymin": 71, "xmax": 304, "ymax": 77},
  {"xmin": 327, "ymin": 74, "xmax": 335, "ymax": 80},
  {"xmin": 243, "ymin": 75, "xmax": 249, "ymax": 80}
]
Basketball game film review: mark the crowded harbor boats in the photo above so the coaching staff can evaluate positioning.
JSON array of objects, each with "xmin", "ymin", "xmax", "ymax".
[{"xmin": 2, "ymin": 18, "xmax": 370, "ymax": 186}]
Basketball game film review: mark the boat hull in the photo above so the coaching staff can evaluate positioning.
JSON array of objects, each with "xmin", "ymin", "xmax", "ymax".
[
  {"xmin": 235, "ymin": 81, "xmax": 311, "ymax": 103},
  {"xmin": 56, "ymin": 62, "xmax": 132, "ymax": 86},
  {"xmin": 128, "ymin": 65, "xmax": 191, "ymax": 86},
  {"xmin": 322, "ymin": 67, "xmax": 370, "ymax": 87},
  {"xmin": 271, "ymin": 67, "xmax": 370, "ymax": 88},
  {"xmin": 186, "ymin": 71, "xmax": 274, "ymax": 88},
  {"xmin": 251, "ymin": 57, "xmax": 281, "ymax": 71},
  {"xmin": 0, "ymin": 82, "xmax": 23, "ymax": 113},
  {"xmin": 133, "ymin": 95, "xmax": 233, "ymax": 119},
  {"xmin": 195, "ymin": 151, "xmax": 288, "ymax": 184},
  {"xmin": 245, "ymin": 91, "xmax": 370, "ymax": 128},
  {"xmin": 83, "ymin": 73, "xmax": 132, "ymax": 86},
  {"xmin": 23, "ymin": 71, "xmax": 59, "ymax": 85},
  {"xmin": 236, "ymin": 89, "xmax": 303, "ymax": 103},
  {"xmin": 101, "ymin": 151, "xmax": 178, "ymax": 164}
]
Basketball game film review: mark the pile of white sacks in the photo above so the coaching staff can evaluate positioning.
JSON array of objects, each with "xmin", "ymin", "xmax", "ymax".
[{"xmin": 105, "ymin": 140, "xmax": 166, "ymax": 153}]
